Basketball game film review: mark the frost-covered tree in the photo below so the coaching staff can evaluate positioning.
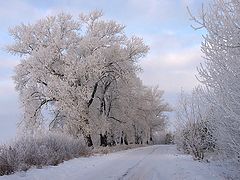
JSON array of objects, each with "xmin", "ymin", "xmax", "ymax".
[
  {"xmin": 8, "ymin": 11, "xmax": 169, "ymax": 147},
  {"xmin": 95, "ymin": 77, "xmax": 170, "ymax": 146},
  {"xmin": 190, "ymin": 0, "xmax": 240, "ymax": 164},
  {"xmin": 8, "ymin": 11, "xmax": 148, "ymax": 146},
  {"xmin": 135, "ymin": 86, "xmax": 170, "ymax": 144}
]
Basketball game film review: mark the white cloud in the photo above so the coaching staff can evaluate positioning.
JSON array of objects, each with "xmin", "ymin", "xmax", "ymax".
[
  {"xmin": 127, "ymin": 0, "xmax": 184, "ymax": 22},
  {"xmin": 156, "ymin": 46, "xmax": 202, "ymax": 68},
  {"xmin": 139, "ymin": 45, "xmax": 202, "ymax": 93},
  {"xmin": 0, "ymin": 80, "xmax": 16, "ymax": 96},
  {"xmin": 0, "ymin": 56, "xmax": 19, "ymax": 80},
  {"xmin": 0, "ymin": 1, "xmax": 47, "ymax": 27},
  {"xmin": 0, "ymin": 59, "xmax": 19, "ymax": 69}
]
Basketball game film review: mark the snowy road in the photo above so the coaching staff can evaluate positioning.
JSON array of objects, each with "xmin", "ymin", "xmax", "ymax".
[{"xmin": 1, "ymin": 145, "xmax": 224, "ymax": 180}]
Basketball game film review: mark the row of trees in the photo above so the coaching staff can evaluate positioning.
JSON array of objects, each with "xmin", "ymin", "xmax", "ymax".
[
  {"xmin": 176, "ymin": 0, "xmax": 240, "ymax": 168},
  {"xmin": 8, "ymin": 11, "xmax": 170, "ymax": 147}
]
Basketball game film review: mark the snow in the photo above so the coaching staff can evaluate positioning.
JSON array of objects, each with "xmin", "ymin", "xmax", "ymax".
[{"xmin": 0, "ymin": 145, "xmax": 226, "ymax": 180}]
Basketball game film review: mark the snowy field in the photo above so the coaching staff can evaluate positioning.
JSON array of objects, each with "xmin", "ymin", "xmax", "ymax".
[{"xmin": 0, "ymin": 145, "xmax": 227, "ymax": 180}]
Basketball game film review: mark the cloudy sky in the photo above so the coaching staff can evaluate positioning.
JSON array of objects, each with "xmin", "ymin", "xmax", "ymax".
[{"xmin": 0, "ymin": 0, "xmax": 206, "ymax": 142}]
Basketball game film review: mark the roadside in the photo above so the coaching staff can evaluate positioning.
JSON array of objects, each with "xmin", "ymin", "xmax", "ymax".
[{"xmin": 0, "ymin": 145, "xmax": 227, "ymax": 180}]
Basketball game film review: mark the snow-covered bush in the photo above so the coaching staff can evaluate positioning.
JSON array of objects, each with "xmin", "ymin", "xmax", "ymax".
[
  {"xmin": 0, "ymin": 131, "xmax": 88, "ymax": 176},
  {"xmin": 176, "ymin": 120, "xmax": 215, "ymax": 160},
  {"xmin": 175, "ymin": 89, "xmax": 215, "ymax": 160},
  {"xmin": 164, "ymin": 133, "xmax": 174, "ymax": 144},
  {"xmin": 0, "ymin": 145, "xmax": 16, "ymax": 176}
]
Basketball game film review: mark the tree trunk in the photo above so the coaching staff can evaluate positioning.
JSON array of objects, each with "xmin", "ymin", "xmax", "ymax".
[
  {"xmin": 120, "ymin": 131, "xmax": 124, "ymax": 144},
  {"xmin": 100, "ymin": 132, "xmax": 107, "ymax": 146},
  {"xmin": 149, "ymin": 127, "xmax": 153, "ymax": 143},
  {"xmin": 120, "ymin": 137, "xmax": 123, "ymax": 144},
  {"xmin": 85, "ymin": 134, "xmax": 93, "ymax": 147},
  {"xmin": 107, "ymin": 131, "xmax": 116, "ymax": 146},
  {"xmin": 81, "ymin": 110, "xmax": 93, "ymax": 147},
  {"xmin": 124, "ymin": 134, "xmax": 128, "ymax": 145},
  {"xmin": 133, "ymin": 124, "xmax": 139, "ymax": 144}
]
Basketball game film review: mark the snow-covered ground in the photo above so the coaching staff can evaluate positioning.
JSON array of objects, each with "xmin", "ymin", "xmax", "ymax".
[{"xmin": 0, "ymin": 145, "xmax": 227, "ymax": 180}]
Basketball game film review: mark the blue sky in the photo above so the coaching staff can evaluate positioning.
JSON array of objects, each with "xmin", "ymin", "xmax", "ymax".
[{"xmin": 0, "ymin": 0, "xmax": 206, "ymax": 142}]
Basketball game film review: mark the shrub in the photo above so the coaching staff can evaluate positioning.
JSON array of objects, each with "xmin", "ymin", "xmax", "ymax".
[
  {"xmin": 175, "ymin": 120, "xmax": 215, "ymax": 160},
  {"xmin": 0, "ymin": 131, "xmax": 89, "ymax": 176},
  {"xmin": 164, "ymin": 133, "xmax": 174, "ymax": 144}
]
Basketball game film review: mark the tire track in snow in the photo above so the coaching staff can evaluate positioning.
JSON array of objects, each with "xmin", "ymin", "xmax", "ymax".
[{"xmin": 118, "ymin": 146, "xmax": 160, "ymax": 180}]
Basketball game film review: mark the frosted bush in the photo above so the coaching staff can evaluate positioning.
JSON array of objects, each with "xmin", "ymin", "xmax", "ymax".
[{"xmin": 0, "ymin": 131, "xmax": 89, "ymax": 176}]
